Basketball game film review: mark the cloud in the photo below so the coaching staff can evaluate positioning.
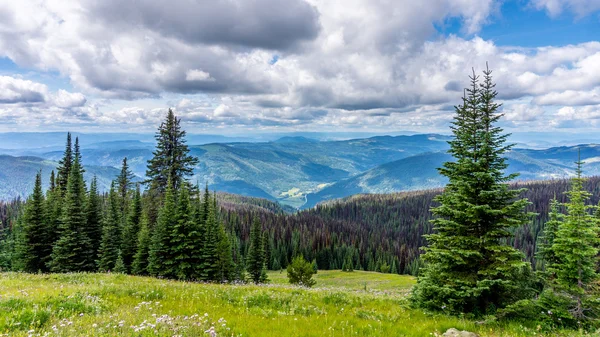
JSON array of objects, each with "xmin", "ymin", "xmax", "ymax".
[
  {"xmin": 504, "ymin": 104, "xmax": 546, "ymax": 121},
  {"xmin": 186, "ymin": 70, "xmax": 215, "ymax": 82},
  {"xmin": 0, "ymin": 0, "xmax": 598, "ymax": 132},
  {"xmin": 530, "ymin": 0, "xmax": 600, "ymax": 17},
  {"xmin": 0, "ymin": 76, "xmax": 46, "ymax": 104}
]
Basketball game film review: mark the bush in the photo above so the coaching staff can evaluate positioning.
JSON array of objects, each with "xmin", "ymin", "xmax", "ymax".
[{"xmin": 287, "ymin": 255, "xmax": 316, "ymax": 288}]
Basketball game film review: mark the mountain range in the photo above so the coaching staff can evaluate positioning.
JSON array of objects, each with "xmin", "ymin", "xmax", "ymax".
[{"xmin": 0, "ymin": 132, "xmax": 598, "ymax": 207}]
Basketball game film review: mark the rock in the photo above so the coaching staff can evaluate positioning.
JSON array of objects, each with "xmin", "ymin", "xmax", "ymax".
[{"xmin": 442, "ymin": 328, "xmax": 479, "ymax": 337}]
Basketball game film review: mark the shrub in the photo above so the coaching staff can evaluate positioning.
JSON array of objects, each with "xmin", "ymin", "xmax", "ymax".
[{"xmin": 287, "ymin": 255, "xmax": 316, "ymax": 288}]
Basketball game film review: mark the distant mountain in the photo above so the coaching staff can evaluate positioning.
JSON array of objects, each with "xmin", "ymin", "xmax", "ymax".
[
  {"xmin": 303, "ymin": 150, "xmax": 573, "ymax": 209},
  {"xmin": 0, "ymin": 155, "xmax": 135, "ymax": 200},
  {"xmin": 273, "ymin": 136, "xmax": 318, "ymax": 144}
]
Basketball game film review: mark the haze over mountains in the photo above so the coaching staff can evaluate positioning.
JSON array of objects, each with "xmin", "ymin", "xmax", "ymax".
[{"xmin": 0, "ymin": 132, "xmax": 598, "ymax": 207}]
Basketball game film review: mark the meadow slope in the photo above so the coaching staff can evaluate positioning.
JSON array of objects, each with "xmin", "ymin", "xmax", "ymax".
[{"xmin": 0, "ymin": 271, "xmax": 593, "ymax": 336}]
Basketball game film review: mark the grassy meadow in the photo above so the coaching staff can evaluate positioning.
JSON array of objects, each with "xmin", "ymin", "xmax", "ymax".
[{"xmin": 0, "ymin": 271, "xmax": 594, "ymax": 336}]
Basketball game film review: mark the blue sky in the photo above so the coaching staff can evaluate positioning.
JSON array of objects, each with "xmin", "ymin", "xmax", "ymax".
[{"xmin": 0, "ymin": 0, "xmax": 599, "ymax": 135}]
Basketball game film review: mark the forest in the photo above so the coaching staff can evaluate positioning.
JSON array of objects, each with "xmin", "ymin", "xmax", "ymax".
[{"xmin": 1, "ymin": 68, "xmax": 599, "ymax": 332}]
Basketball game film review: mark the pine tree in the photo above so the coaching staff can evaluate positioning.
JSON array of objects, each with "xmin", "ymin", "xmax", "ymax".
[
  {"xmin": 537, "ymin": 196, "xmax": 563, "ymax": 277},
  {"xmin": 148, "ymin": 179, "xmax": 177, "ymax": 278},
  {"xmin": 412, "ymin": 66, "xmax": 531, "ymax": 314},
  {"xmin": 246, "ymin": 216, "xmax": 267, "ymax": 284},
  {"xmin": 132, "ymin": 211, "xmax": 151, "ymax": 275},
  {"xmin": 169, "ymin": 185, "xmax": 197, "ymax": 280},
  {"xmin": 549, "ymin": 155, "xmax": 599, "ymax": 320},
  {"xmin": 44, "ymin": 171, "xmax": 62, "ymax": 259},
  {"xmin": 201, "ymin": 197, "xmax": 219, "ymax": 281},
  {"xmin": 145, "ymin": 109, "xmax": 199, "ymax": 194},
  {"xmin": 97, "ymin": 183, "xmax": 122, "ymax": 272},
  {"xmin": 56, "ymin": 133, "xmax": 73, "ymax": 194},
  {"xmin": 215, "ymin": 220, "xmax": 234, "ymax": 282},
  {"xmin": 121, "ymin": 184, "xmax": 142, "ymax": 272},
  {"xmin": 117, "ymin": 157, "xmax": 135, "ymax": 216},
  {"xmin": 113, "ymin": 251, "xmax": 126, "ymax": 274},
  {"xmin": 49, "ymin": 149, "xmax": 90, "ymax": 272},
  {"xmin": 20, "ymin": 171, "xmax": 50, "ymax": 272},
  {"xmin": 84, "ymin": 176, "xmax": 103, "ymax": 267}
]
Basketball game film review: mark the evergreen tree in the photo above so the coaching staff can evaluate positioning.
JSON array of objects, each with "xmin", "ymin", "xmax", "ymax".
[
  {"xmin": 148, "ymin": 179, "xmax": 177, "ymax": 278},
  {"xmin": 145, "ymin": 109, "xmax": 199, "ymax": 194},
  {"xmin": 537, "ymin": 197, "xmax": 563, "ymax": 276},
  {"xmin": 201, "ymin": 197, "xmax": 220, "ymax": 281},
  {"xmin": 49, "ymin": 150, "xmax": 90, "ymax": 272},
  {"xmin": 84, "ymin": 176, "xmax": 103, "ymax": 265},
  {"xmin": 97, "ymin": 183, "xmax": 122, "ymax": 272},
  {"xmin": 121, "ymin": 184, "xmax": 142, "ymax": 272},
  {"xmin": 56, "ymin": 133, "xmax": 73, "ymax": 194},
  {"xmin": 549, "ymin": 156, "xmax": 599, "ymax": 320},
  {"xmin": 117, "ymin": 157, "xmax": 135, "ymax": 216},
  {"xmin": 246, "ymin": 216, "xmax": 267, "ymax": 283},
  {"xmin": 215, "ymin": 220, "xmax": 234, "ymax": 282},
  {"xmin": 132, "ymin": 211, "xmax": 151, "ymax": 275},
  {"xmin": 169, "ymin": 185, "xmax": 198, "ymax": 280},
  {"xmin": 20, "ymin": 171, "xmax": 50, "ymax": 272},
  {"xmin": 412, "ymin": 66, "xmax": 531, "ymax": 314},
  {"xmin": 113, "ymin": 251, "xmax": 126, "ymax": 274},
  {"xmin": 287, "ymin": 255, "xmax": 316, "ymax": 287},
  {"xmin": 44, "ymin": 171, "xmax": 62, "ymax": 258}
]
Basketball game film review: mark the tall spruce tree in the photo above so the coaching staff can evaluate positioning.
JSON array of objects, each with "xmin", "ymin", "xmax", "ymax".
[
  {"xmin": 117, "ymin": 157, "xmax": 135, "ymax": 217},
  {"xmin": 201, "ymin": 196, "xmax": 219, "ymax": 281},
  {"xmin": 246, "ymin": 216, "xmax": 267, "ymax": 284},
  {"xmin": 148, "ymin": 179, "xmax": 177, "ymax": 278},
  {"xmin": 215, "ymin": 219, "xmax": 234, "ymax": 282},
  {"xmin": 56, "ymin": 133, "xmax": 73, "ymax": 194},
  {"xmin": 20, "ymin": 171, "xmax": 50, "ymax": 272},
  {"xmin": 549, "ymin": 155, "xmax": 599, "ymax": 320},
  {"xmin": 45, "ymin": 171, "xmax": 61, "ymax": 256},
  {"xmin": 97, "ymin": 183, "xmax": 122, "ymax": 272},
  {"xmin": 169, "ymin": 185, "xmax": 198, "ymax": 280},
  {"xmin": 145, "ymin": 109, "xmax": 199, "ymax": 194},
  {"xmin": 537, "ymin": 197, "xmax": 563, "ymax": 277},
  {"xmin": 121, "ymin": 184, "xmax": 142, "ymax": 272},
  {"xmin": 49, "ymin": 147, "xmax": 90, "ymax": 272},
  {"xmin": 132, "ymin": 211, "xmax": 151, "ymax": 275},
  {"xmin": 412, "ymin": 66, "xmax": 531, "ymax": 314},
  {"xmin": 85, "ymin": 176, "xmax": 103, "ymax": 265}
]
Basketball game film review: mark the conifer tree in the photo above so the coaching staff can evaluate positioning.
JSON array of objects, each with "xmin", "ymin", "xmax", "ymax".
[
  {"xmin": 148, "ymin": 179, "xmax": 177, "ymax": 278},
  {"xmin": 84, "ymin": 176, "xmax": 103, "ymax": 264},
  {"xmin": 169, "ymin": 185, "xmax": 198, "ymax": 280},
  {"xmin": 246, "ymin": 216, "xmax": 267, "ymax": 283},
  {"xmin": 56, "ymin": 133, "xmax": 73, "ymax": 194},
  {"xmin": 117, "ymin": 157, "xmax": 135, "ymax": 216},
  {"xmin": 132, "ymin": 211, "xmax": 151, "ymax": 275},
  {"xmin": 549, "ymin": 155, "xmax": 599, "ymax": 320},
  {"xmin": 20, "ymin": 171, "xmax": 50, "ymax": 272},
  {"xmin": 145, "ymin": 109, "xmax": 199, "ymax": 194},
  {"xmin": 201, "ymin": 197, "xmax": 220, "ymax": 281},
  {"xmin": 45, "ymin": 171, "xmax": 62, "ymax": 255},
  {"xmin": 121, "ymin": 184, "xmax": 142, "ymax": 272},
  {"xmin": 114, "ymin": 250, "xmax": 126, "ymax": 274},
  {"xmin": 49, "ymin": 149, "xmax": 90, "ymax": 272},
  {"xmin": 97, "ymin": 183, "xmax": 122, "ymax": 272},
  {"xmin": 537, "ymin": 197, "xmax": 563, "ymax": 277},
  {"xmin": 412, "ymin": 66, "xmax": 531, "ymax": 314},
  {"xmin": 215, "ymin": 220, "xmax": 234, "ymax": 282}
]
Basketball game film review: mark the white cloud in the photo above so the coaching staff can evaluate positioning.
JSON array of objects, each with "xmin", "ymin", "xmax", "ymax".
[
  {"xmin": 531, "ymin": 0, "xmax": 600, "ymax": 17},
  {"xmin": 504, "ymin": 104, "xmax": 546, "ymax": 122},
  {"xmin": 186, "ymin": 69, "xmax": 215, "ymax": 82},
  {"xmin": 0, "ymin": 0, "xmax": 598, "ymax": 132}
]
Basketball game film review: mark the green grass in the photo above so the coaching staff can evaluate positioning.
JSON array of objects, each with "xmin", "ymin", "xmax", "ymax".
[{"xmin": 0, "ymin": 271, "xmax": 593, "ymax": 336}]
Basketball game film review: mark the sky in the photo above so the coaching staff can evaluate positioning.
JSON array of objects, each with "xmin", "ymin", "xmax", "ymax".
[{"xmin": 0, "ymin": 0, "xmax": 599, "ymax": 135}]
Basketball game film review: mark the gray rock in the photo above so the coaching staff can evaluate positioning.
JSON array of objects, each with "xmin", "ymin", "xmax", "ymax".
[{"xmin": 442, "ymin": 328, "xmax": 479, "ymax": 337}]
